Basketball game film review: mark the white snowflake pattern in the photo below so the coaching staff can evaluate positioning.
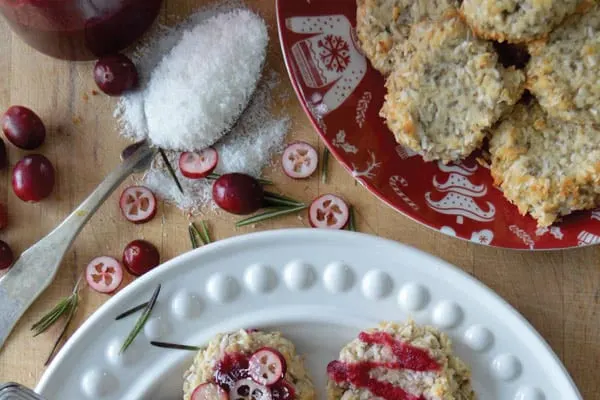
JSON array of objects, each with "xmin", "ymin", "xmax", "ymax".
[
  {"xmin": 352, "ymin": 151, "xmax": 381, "ymax": 179},
  {"xmin": 318, "ymin": 35, "xmax": 350, "ymax": 72}
]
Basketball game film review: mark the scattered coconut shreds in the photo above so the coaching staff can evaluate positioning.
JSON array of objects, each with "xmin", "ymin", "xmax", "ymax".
[{"xmin": 115, "ymin": 1, "xmax": 289, "ymax": 213}]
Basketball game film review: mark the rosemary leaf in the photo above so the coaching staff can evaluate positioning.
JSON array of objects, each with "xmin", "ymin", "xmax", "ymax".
[
  {"xmin": 31, "ymin": 297, "xmax": 71, "ymax": 334},
  {"xmin": 348, "ymin": 206, "xmax": 357, "ymax": 232},
  {"xmin": 120, "ymin": 284, "xmax": 161, "ymax": 354},
  {"xmin": 115, "ymin": 302, "xmax": 150, "ymax": 321},
  {"xmin": 189, "ymin": 224, "xmax": 200, "ymax": 249},
  {"xmin": 264, "ymin": 191, "xmax": 304, "ymax": 206},
  {"xmin": 199, "ymin": 220, "xmax": 211, "ymax": 244},
  {"xmin": 321, "ymin": 147, "xmax": 330, "ymax": 184},
  {"xmin": 206, "ymin": 173, "xmax": 272, "ymax": 186},
  {"xmin": 44, "ymin": 294, "xmax": 78, "ymax": 366},
  {"xmin": 236, "ymin": 205, "xmax": 308, "ymax": 227},
  {"xmin": 189, "ymin": 222, "xmax": 206, "ymax": 247},
  {"xmin": 150, "ymin": 341, "xmax": 202, "ymax": 351},
  {"xmin": 159, "ymin": 149, "xmax": 184, "ymax": 194}
]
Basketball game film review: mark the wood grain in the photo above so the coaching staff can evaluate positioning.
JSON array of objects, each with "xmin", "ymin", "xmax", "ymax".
[{"xmin": 0, "ymin": 1, "xmax": 598, "ymax": 398}]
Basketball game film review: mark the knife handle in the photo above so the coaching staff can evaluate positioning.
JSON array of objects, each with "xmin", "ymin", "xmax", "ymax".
[{"xmin": 0, "ymin": 142, "xmax": 156, "ymax": 349}]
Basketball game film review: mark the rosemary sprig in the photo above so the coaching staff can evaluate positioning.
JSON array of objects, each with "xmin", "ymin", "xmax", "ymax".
[
  {"xmin": 322, "ymin": 147, "xmax": 330, "ymax": 184},
  {"xmin": 206, "ymin": 173, "xmax": 272, "ymax": 186},
  {"xmin": 236, "ymin": 205, "xmax": 308, "ymax": 227},
  {"xmin": 263, "ymin": 191, "xmax": 305, "ymax": 208},
  {"xmin": 115, "ymin": 302, "xmax": 150, "ymax": 321},
  {"xmin": 150, "ymin": 341, "xmax": 202, "ymax": 351},
  {"xmin": 32, "ymin": 279, "xmax": 81, "ymax": 336},
  {"xmin": 120, "ymin": 284, "xmax": 161, "ymax": 354},
  {"xmin": 44, "ymin": 295, "xmax": 78, "ymax": 366},
  {"xmin": 199, "ymin": 220, "xmax": 211, "ymax": 244},
  {"xmin": 159, "ymin": 148, "xmax": 184, "ymax": 194},
  {"xmin": 347, "ymin": 206, "xmax": 357, "ymax": 232},
  {"xmin": 189, "ymin": 222, "xmax": 205, "ymax": 249}
]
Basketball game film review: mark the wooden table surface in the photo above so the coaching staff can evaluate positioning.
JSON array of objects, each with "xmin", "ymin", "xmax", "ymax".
[{"xmin": 0, "ymin": 0, "xmax": 598, "ymax": 398}]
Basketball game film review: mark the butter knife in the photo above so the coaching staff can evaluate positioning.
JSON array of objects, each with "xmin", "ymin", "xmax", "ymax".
[{"xmin": 0, "ymin": 141, "xmax": 156, "ymax": 350}]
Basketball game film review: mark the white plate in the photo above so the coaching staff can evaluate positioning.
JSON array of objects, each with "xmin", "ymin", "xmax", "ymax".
[{"xmin": 36, "ymin": 229, "xmax": 580, "ymax": 399}]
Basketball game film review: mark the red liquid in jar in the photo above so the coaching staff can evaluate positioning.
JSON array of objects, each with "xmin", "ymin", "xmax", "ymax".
[
  {"xmin": 0, "ymin": 0, "xmax": 162, "ymax": 60},
  {"xmin": 327, "ymin": 331, "xmax": 440, "ymax": 400}
]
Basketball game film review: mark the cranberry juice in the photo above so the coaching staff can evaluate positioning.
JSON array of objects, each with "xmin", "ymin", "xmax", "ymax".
[{"xmin": 0, "ymin": 0, "xmax": 162, "ymax": 60}]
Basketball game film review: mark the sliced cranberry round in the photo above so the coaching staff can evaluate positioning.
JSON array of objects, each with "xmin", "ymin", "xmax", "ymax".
[
  {"xmin": 94, "ymin": 54, "xmax": 138, "ymax": 96},
  {"xmin": 12, "ymin": 154, "xmax": 55, "ymax": 202},
  {"xmin": 85, "ymin": 256, "xmax": 123, "ymax": 294},
  {"xmin": 271, "ymin": 381, "xmax": 295, "ymax": 400},
  {"xmin": 231, "ymin": 379, "xmax": 272, "ymax": 400},
  {"xmin": 281, "ymin": 142, "xmax": 318, "ymax": 179},
  {"xmin": 191, "ymin": 383, "xmax": 228, "ymax": 400},
  {"xmin": 119, "ymin": 186, "xmax": 157, "ymax": 224},
  {"xmin": 179, "ymin": 148, "xmax": 219, "ymax": 179},
  {"xmin": 215, "ymin": 353, "xmax": 250, "ymax": 391},
  {"xmin": 0, "ymin": 240, "xmax": 14, "ymax": 270},
  {"xmin": 308, "ymin": 194, "xmax": 349, "ymax": 230},
  {"xmin": 0, "ymin": 203, "xmax": 7, "ymax": 231},
  {"xmin": 248, "ymin": 348, "xmax": 287, "ymax": 386},
  {"xmin": 212, "ymin": 173, "xmax": 264, "ymax": 215},
  {"xmin": 122, "ymin": 239, "xmax": 160, "ymax": 276},
  {"xmin": 0, "ymin": 138, "xmax": 7, "ymax": 169},
  {"xmin": 1, "ymin": 105, "xmax": 46, "ymax": 150}
]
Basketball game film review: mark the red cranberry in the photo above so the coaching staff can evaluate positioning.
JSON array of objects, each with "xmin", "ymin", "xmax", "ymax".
[
  {"xmin": 0, "ymin": 138, "xmax": 7, "ymax": 169},
  {"xmin": 1, "ymin": 106, "xmax": 46, "ymax": 150},
  {"xmin": 212, "ymin": 173, "xmax": 264, "ymax": 215},
  {"xmin": 0, "ymin": 240, "xmax": 14, "ymax": 270},
  {"xmin": 0, "ymin": 203, "xmax": 7, "ymax": 230},
  {"xmin": 94, "ymin": 54, "xmax": 139, "ymax": 96},
  {"xmin": 122, "ymin": 239, "xmax": 160, "ymax": 276},
  {"xmin": 12, "ymin": 154, "xmax": 55, "ymax": 202}
]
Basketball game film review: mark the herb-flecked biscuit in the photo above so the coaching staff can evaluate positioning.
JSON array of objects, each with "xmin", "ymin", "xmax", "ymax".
[
  {"xmin": 489, "ymin": 102, "xmax": 600, "ymax": 227},
  {"xmin": 380, "ymin": 15, "xmax": 525, "ymax": 163},
  {"xmin": 326, "ymin": 321, "xmax": 475, "ymax": 400},
  {"xmin": 183, "ymin": 329, "xmax": 315, "ymax": 400},
  {"xmin": 356, "ymin": 0, "xmax": 460, "ymax": 75},
  {"xmin": 460, "ymin": 0, "xmax": 583, "ymax": 43},
  {"xmin": 526, "ymin": 3, "xmax": 600, "ymax": 124}
]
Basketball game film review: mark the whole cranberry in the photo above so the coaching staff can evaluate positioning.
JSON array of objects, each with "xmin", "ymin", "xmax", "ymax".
[
  {"xmin": 122, "ymin": 239, "xmax": 160, "ymax": 276},
  {"xmin": 0, "ymin": 240, "xmax": 14, "ymax": 270},
  {"xmin": 212, "ymin": 173, "xmax": 264, "ymax": 215},
  {"xmin": 1, "ymin": 106, "xmax": 46, "ymax": 150},
  {"xmin": 0, "ymin": 203, "xmax": 7, "ymax": 231},
  {"xmin": 12, "ymin": 154, "xmax": 55, "ymax": 202},
  {"xmin": 0, "ymin": 138, "xmax": 7, "ymax": 169},
  {"xmin": 94, "ymin": 54, "xmax": 139, "ymax": 96}
]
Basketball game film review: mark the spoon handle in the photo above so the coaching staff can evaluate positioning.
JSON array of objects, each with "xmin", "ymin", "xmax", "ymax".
[{"xmin": 0, "ymin": 142, "xmax": 156, "ymax": 350}]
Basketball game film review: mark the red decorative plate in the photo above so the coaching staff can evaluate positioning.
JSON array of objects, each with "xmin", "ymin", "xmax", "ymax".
[{"xmin": 276, "ymin": 0, "xmax": 600, "ymax": 249}]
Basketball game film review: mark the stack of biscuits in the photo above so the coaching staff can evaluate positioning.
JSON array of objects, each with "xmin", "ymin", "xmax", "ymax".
[{"xmin": 357, "ymin": 0, "xmax": 600, "ymax": 227}]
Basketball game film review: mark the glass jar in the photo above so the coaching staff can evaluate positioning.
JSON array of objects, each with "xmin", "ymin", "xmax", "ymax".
[{"xmin": 0, "ymin": 0, "xmax": 163, "ymax": 60}]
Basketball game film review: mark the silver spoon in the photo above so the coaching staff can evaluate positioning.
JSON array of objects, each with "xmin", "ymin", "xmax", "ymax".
[{"xmin": 0, "ymin": 141, "xmax": 156, "ymax": 349}]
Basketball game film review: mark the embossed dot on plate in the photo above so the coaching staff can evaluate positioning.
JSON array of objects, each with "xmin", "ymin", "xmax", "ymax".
[
  {"xmin": 464, "ymin": 325, "xmax": 494, "ymax": 352},
  {"xmin": 81, "ymin": 369, "xmax": 118, "ymax": 398},
  {"xmin": 492, "ymin": 354, "xmax": 522, "ymax": 381},
  {"xmin": 106, "ymin": 337, "xmax": 141, "ymax": 366},
  {"xmin": 397, "ymin": 283, "xmax": 429, "ymax": 311},
  {"xmin": 171, "ymin": 290, "xmax": 203, "ymax": 319},
  {"xmin": 206, "ymin": 273, "xmax": 240, "ymax": 302},
  {"xmin": 361, "ymin": 270, "xmax": 393, "ymax": 300},
  {"xmin": 283, "ymin": 261, "xmax": 315, "ymax": 291},
  {"xmin": 244, "ymin": 264, "xmax": 277, "ymax": 293},
  {"xmin": 323, "ymin": 262, "xmax": 354, "ymax": 293},
  {"xmin": 144, "ymin": 316, "xmax": 171, "ymax": 340},
  {"xmin": 515, "ymin": 387, "xmax": 545, "ymax": 400},
  {"xmin": 432, "ymin": 301, "xmax": 463, "ymax": 328}
]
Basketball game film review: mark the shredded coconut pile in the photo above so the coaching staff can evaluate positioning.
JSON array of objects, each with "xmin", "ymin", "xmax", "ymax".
[
  {"xmin": 145, "ymin": 9, "xmax": 268, "ymax": 151},
  {"xmin": 114, "ymin": 3, "xmax": 289, "ymax": 212}
]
